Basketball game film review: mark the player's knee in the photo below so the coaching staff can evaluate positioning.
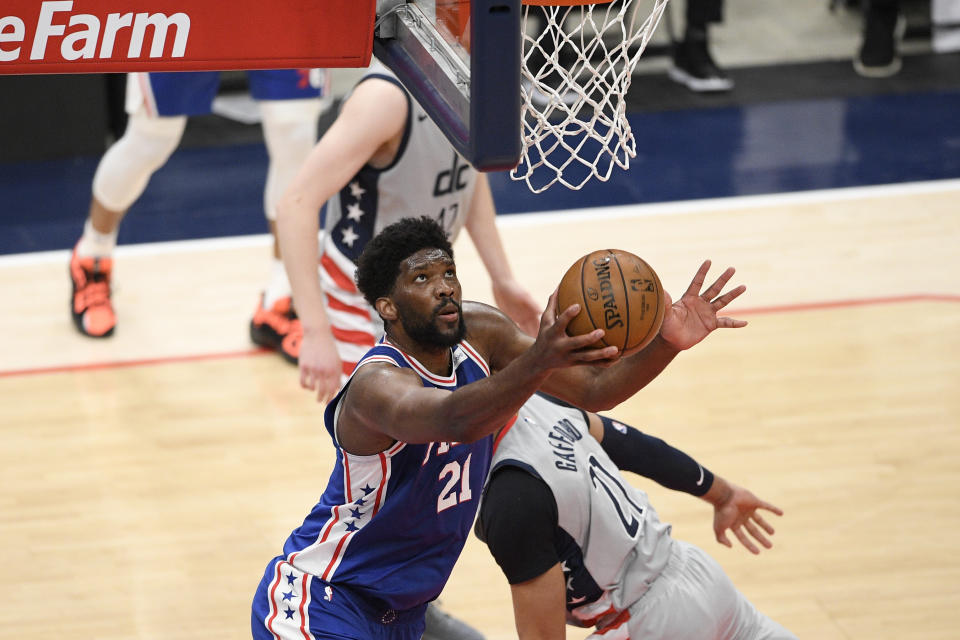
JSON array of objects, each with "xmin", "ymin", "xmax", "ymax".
[
  {"xmin": 92, "ymin": 111, "xmax": 186, "ymax": 211},
  {"xmin": 260, "ymin": 98, "xmax": 322, "ymax": 159}
]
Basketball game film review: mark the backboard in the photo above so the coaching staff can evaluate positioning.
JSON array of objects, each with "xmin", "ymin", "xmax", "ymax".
[{"xmin": 374, "ymin": 0, "xmax": 521, "ymax": 171}]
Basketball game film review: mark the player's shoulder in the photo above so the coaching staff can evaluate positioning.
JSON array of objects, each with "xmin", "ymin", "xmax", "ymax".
[
  {"xmin": 463, "ymin": 300, "xmax": 530, "ymax": 371},
  {"xmin": 348, "ymin": 354, "xmax": 421, "ymax": 395},
  {"xmin": 463, "ymin": 300, "xmax": 515, "ymax": 341}
]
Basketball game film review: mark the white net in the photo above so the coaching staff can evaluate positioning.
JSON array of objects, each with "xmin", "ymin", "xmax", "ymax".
[{"xmin": 512, "ymin": 0, "xmax": 670, "ymax": 193}]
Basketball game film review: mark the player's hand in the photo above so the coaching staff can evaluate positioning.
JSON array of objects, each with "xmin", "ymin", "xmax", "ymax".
[
  {"xmin": 709, "ymin": 480, "xmax": 783, "ymax": 555},
  {"xmin": 530, "ymin": 289, "xmax": 619, "ymax": 370},
  {"xmin": 660, "ymin": 260, "xmax": 747, "ymax": 351},
  {"xmin": 492, "ymin": 278, "xmax": 541, "ymax": 336},
  {"xmin": 298, "ymin": 327, "xmax": 343, "ymax": 404}
]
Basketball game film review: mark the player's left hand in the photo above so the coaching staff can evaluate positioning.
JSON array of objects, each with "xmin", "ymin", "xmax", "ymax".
[
  {"xmin": 711, "ymin": 481, "xmax": 784, "ymax": 555},
  {"xmin": 659, "ymin": 260, "xmax": 747, "ymax": 351}
]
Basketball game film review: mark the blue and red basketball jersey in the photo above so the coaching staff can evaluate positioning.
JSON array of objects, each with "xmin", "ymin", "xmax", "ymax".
[{"xmin": 271, "ymin": 338, "xmax": 494, "ymax": 612}]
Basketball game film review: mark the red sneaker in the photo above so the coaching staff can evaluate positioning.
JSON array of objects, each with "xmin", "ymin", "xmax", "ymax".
[
  {"xmin": 250, "ymin": 295, "xmax": 301, "ymax": 364},
  {"xmin": 69, "ymin": 247, "xmax": 116, "ymax": 338}
]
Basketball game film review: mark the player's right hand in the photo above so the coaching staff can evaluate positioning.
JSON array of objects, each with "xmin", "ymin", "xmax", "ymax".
[
  {"xmin": 298, "ymin": 328, "xmax": 343, "ymax": 405},
  {"xmin": 531, "ymin": 289, "xmax": 619, "ymax": 370}
]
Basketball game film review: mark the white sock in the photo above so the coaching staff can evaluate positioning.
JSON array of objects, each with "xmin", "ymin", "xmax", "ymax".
[
  {"xmin": 262, "ymin": 258, "xmax": 292, "ymax": 308},
  {"xmin": 76, "ymin": 218, "xmax": 118, "ymax": 258}
]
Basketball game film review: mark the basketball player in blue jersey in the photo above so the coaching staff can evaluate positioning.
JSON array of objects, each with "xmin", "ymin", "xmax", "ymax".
[
  {"xmin": 69, "ymin": 69, "xmax": 325, "ymax": 362},
  {"xmin": 478, "ymin": 393, "xmax": 797, "ymax": 639},
  {"xmin": 251, "ymin": 216, "xmax": 750, "ymax": 639},
  {"xmin": 274, "ymin": 59, "xmax": 540, "ymax": 639}
]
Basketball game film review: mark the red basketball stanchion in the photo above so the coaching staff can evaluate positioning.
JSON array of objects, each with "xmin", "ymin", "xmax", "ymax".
[{"xmin": 0, "ymin": 0, "xmax": 375, "ymax": 75}]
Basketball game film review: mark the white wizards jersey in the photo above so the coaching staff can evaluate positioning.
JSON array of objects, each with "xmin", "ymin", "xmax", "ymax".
[
  {"xmin": 318, "ymin": 61, "xmax": 478, "ymax": 369},
  {"xmin": 490, "ymin": 394, "xmax": 675, "ymax": 626}
]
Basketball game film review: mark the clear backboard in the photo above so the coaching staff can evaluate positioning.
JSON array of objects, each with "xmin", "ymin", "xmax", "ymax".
[{"xmin": 373, "ymin": 0, "xmax": 522, "ymax": 171}]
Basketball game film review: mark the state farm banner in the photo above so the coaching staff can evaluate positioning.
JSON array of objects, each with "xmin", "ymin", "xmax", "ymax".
[{"xmin": 0, "ymin": 0, "xmax": 375, "ymax": 74}]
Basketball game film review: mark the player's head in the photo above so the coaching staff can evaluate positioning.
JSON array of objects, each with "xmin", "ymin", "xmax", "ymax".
[{"xmin": 356, "ymin": 216, "xmax": 464, "ymax": 348}]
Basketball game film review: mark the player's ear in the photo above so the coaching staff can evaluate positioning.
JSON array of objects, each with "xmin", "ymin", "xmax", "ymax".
[{"xmin": 377, "ymin": 297, "xmax": 398, "ymax": 322}]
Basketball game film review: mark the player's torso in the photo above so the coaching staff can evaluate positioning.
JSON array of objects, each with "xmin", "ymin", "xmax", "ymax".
[
  {"xmin": 321, "ymin": 65, "xmax": 476, "ymax": 269},
  {"xmin": 491, "ymin": 394, "xmax": 675, "ymax": 622},
  {"xmin": 281, "ymin": 340, "xmax": 493, "ymax": 611}
]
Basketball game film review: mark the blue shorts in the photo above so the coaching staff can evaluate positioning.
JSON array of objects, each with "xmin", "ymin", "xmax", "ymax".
[
  {"xmin": 141, "ymin": 69, "xmax": 325, "ymax": 116},
  {"xmin": 251, "ymin": 556, "xmax": 427, "ymax": 640}
]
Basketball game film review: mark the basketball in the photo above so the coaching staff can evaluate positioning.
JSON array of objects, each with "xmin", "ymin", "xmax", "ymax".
[{"xmin": 556, "ymin": 249, "xmax": 666, "ymax": 352}]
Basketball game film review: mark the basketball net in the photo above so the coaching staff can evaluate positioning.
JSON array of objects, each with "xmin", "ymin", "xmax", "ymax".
[{"xmin": 513, "ymin": 0, "xmax": 670, "ymax": 192}]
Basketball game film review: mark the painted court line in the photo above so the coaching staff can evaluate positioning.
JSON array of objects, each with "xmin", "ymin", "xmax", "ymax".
[{"xmin": 2, "ymin": 293, "xmax": 957, "ymax": 379}]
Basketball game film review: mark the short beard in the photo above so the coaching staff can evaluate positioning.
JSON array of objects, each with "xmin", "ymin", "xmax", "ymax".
[{"xmin": 398, "ymin": 299, "xmax": 467, "ymax": 350}]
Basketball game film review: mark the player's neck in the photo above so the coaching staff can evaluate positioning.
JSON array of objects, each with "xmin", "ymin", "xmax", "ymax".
[{"xmin": 384, "ymin": 331, "xmax": 454, "ymax": 377}]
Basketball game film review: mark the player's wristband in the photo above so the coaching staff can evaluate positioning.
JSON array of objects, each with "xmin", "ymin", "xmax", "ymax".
[{"xmin": 599, "ymin": 415, "xmax": 714, "ymax": 497}]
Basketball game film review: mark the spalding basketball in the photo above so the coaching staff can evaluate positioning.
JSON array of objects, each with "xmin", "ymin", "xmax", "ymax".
[{"xmin": 556, "ymin": 249, "xmax": 666, "ymax": 352}]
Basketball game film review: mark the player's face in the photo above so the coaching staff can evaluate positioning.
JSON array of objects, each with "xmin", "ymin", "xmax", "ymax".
[{"xmin": 392, "ymin": 248, "xmax": 466, "ymax": 349}]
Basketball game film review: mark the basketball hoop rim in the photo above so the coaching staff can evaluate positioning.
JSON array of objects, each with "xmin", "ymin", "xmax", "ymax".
[{"xmin": 522, "ymin": 0, "xmax": 613, "ymax": 6}]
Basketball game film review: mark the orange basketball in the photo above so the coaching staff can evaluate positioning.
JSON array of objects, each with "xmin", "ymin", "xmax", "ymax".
[{"xmin": 556, "ymin": 249, "xmax": 666, "ymax": 352}]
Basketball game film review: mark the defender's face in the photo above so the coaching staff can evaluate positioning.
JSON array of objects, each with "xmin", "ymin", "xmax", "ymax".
[{"xmin": 390, "ymin": 248, "xmax": 465, "ymax": 348}]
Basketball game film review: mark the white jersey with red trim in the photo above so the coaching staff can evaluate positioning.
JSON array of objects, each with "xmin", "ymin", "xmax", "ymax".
[
  {"xmin": 318, "ymin": 62, "xmax": 477, "ymax": 374},
  {"xmin": 272, "ymin": 338, "xmax": 494, "ymax": 612}
]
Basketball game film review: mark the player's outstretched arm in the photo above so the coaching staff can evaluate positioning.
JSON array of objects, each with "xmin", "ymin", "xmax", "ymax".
[
  {"xmin": 585, "ymin": 410, "xmax": 784, "ymax": 554},
  {"xmin": 338, "ymin": 298, "xmax": 616, "ymax": 452},
  {"xmin": 276, "ymin": 79, "xmax": 408, "ymax": 404},
  {"xmin": 540, "ymin": 260, "xmax": 747, "ymax": 412},
  {"xmin": 703, "ymin": 476, "xmax": 784, "ymax": 555}
]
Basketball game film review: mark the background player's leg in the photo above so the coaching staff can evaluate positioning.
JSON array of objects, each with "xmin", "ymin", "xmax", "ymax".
[
  {"xmin": 669, "ymin": 0, "xmax": 733, "ymax": 92},
  {"xmin": 70, "ymin": 71, "xmax": 216, "ymax": 338},
  {"xmin": 71, "ymin": 108, "xmax": 187, "ymax": 337},
  {"xmin": 247, "ymin": 75, "xmax": 326, "ymax": 364}
]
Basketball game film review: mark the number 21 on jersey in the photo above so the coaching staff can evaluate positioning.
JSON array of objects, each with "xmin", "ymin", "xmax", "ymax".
[{"xmin": 437, "ymin": 452, "xmax": 473, "ymax": 513}]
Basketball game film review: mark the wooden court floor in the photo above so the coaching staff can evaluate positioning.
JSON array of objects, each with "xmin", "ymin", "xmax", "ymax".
[{"xmin": 1, "ymin": 181, "xmax": 958, "ymax": 639}]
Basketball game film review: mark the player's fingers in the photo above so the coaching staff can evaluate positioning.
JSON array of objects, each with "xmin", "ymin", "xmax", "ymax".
[
  {"xmin": 319, "ymin": 377, "xmax": 338, "ymax": 405},
  {"xmin": 300, "ymin": 367, "xmax": 316, "ymax": 391},
  {"xmin": 541, "ymin": 289, "xmax": 560, "ymax": 326},
  {"xmin": 716, "ymin": 317, "xmax": 748, "ymax": 329},
  {"xmin": 715, "ymin": 528, "xmax": 733, "ymax": 548},
  {"xmin": 551, "ymin": 303, "xmax": 581, "ymax": 334},
  {"xmin": 701, "ymin": 266, "xmax": 736, "ymax": 301},
  {"xmin": 744, "ymin": 520, "xmax": 772, "ymax": 549},
  {"xmin": 733, "ymin": 526, "xmax": 759, "ymax": 554},
  {"xmin": 758, "ymin": 501, "xmax": 784, "ymax": 517},
  {"xmin": 574, "ymin": 344, "xmax": 620, "ymax": 362},
  {"xmin": 684, "ymin": 260, "xmax": 711, "ymax": 297},
  {"xmin": 753, "ymin": 512, "xmax": 777, "ymax": 535},
  {"xmin": 710, "ymin": 284, "xmax": 746, "ymax": 310}
]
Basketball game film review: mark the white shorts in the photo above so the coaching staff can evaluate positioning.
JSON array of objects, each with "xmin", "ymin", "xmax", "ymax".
[{"xmin": 624, "ymin": 540, "xmax": 796, "ymax": 640}]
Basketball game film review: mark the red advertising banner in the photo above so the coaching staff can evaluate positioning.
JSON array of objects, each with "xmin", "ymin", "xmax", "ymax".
[{"xmin": 0, "ymin": 0, "xmax": 375, "ymax": 74}]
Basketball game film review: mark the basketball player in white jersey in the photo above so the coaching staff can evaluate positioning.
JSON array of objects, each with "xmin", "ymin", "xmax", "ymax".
[
  {"xmin": 477, "ymin": 392, "xmax": 797, "ymax": 639},
  {"xmin": 69, "ymin": 69, "xmax": 326, "ymax": 364},
  {"xmin": 274, "ymin": 59, "xmax": 541, "ymax": 405}
]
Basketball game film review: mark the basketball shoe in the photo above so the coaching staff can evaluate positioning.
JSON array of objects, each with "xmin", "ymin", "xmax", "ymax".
[
  {"xmin": 854, "ymin": 3, "xmax": 902, "ymax": 78},
  {"xmin": 69, "ymin": 246, "xmax": 116, "ymax": 338},
  {"xmin": 250, "ymin": 295, "xmax": 302, "ymax": 364},
  {"xmin": 668, "ymin": 31, "xmax": 734, "ymax": 93},
  {"xmin": 422, "ymin": 602, "xmax": 485, "ymax": 640}
]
